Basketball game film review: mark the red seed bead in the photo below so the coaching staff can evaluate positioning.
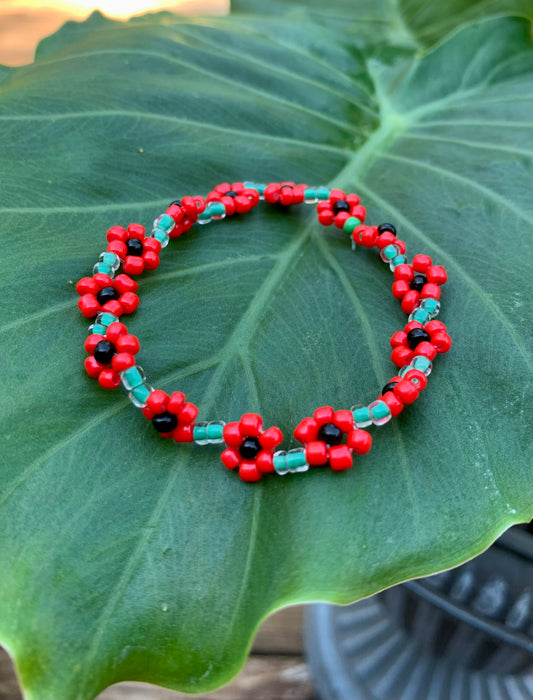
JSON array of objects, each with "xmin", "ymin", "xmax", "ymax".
[
  {"xmin": 98, "ymin": 369, "xmax": 121, "ymax": 390},
  {"xmin": 259, "ymin": 426, "xmax": 283, "ymax": 450},
  {"xmin": 294, "ymin": 417, "xmax": 318, "ymax": 443},
  {"xmin": 116, "ymin": 333, "xmax": 139, "ymax": 354},
  {"xmin": 93, "ymin": 273, "xmax": 113, "ymax": 287},
  {"xmin": 78, "ymin": 294, "xmax": 100, "ymax": 318},
  {"xmin": 143, "ymin": 251, "xmax": 160, "ymax": 270},
  {"xmin": 118, "ymin": 292, "xmax": 139, "ymax": 314},
  {"xmin": 106, "ymin": 322, "xmax": 127, "ymax": 343},
  {"xmin": 223, "ymin": 422, "xmax": 242, "ymax": 448},
  {"xmin": 414, "ymin": 341, "xmax": 437, "ymax": 360},
  {"xmin": 101, "ymin": 299, "xmax": 123, "ymax": 316},
  {"xmin": 127, "ymin": 223, "xmax": 145, "ymax": 240},
  {"xmin": 123, "ymin": 256, "xmax": 144, "ymax": 276},
  {"xmin": 375, "ymin": 231, "xmax": 396, "ymax": 249},
  {"xmin": 84, "ymin": 355, "xmax": 103, "ymax": 378},
  {"xmin": 240, "ymin": 413, "xmax": 263, "ymax": 437},
  {"xmin": 318, "ymin": 209, "xmax": 335, "ymax": 226},
  {"xmin": 256, "ymin": 451, "xmax": 275, "ymax": 473},
  {"xmin": 168, "ymin": 391, "xmax": 185, "ymax": 415},
  {"xmin": 114, "ymin": 274, "xmax": 138, "ymax": 294},
  {"xmin": 106, "ymin": 225, "xmax": 128, "ymax": 243},
  {"xmin": 329, "ymin": 189, "xmax": 345, "ymax": 202},
  {"xmin": 391, "ymin": 345, "xmax": 414, "ymax": 367},
  {"xmin": 234, "ymin": 195, "xmax": 253, "ymax": 214},
  {"xmin": 84, "ymin": 334, "xmax": 105, "ymax": 354},
  {"xmin": 390, "ymin": 331, "xmax": 407, "ymax": 348},
  {"xmin": 395, "ymin": 239, "xmax": 406, "ymax": 255},
  {"xmin": 421, "ymin": 283, "xmax": 441, "ymax": 300},
  {"xmin": 107, "ymin": 240, "xmax": 127, "ymax": 258},
  {"xmin": 392, "ymin": 280, "xmax": 410, "ymax": 299},
  {"xmin": 404, "ymin": 320, "xmax": 424, "ymax": 333},
  {"xmin": 305, "ymin": 441, "xmax": 328, "ymax": 466},
  {"xmin": 347, "ymin": 429, "xmax": 372, "ymax": 454},
  {"xmin": 76, "ymin": 277, "xmax": 99, "ymax": 295},
  {"xmin": 174, "ymin": 424, "xmax": 194, "ymax": 443},
  {"xmin": 381, "ymin": 391, "xmax": 404, "ymax": 416},
  {"xmin": 329, "ymin": 444, "xmax": 353, "ymax": 471},
  {"xmin": 394, "ymin": 264, "xmax": 414, "ymax": 283},
  {"xmin": 181, "ymin": 196, "xmax": 198, "ymax": 219},
  {"xmin": 334, "ymin": 410, "xmax": 354, "ymax": 433},
  {"xmin": 221, "ymin": 448, "xmax": 240, "ymax": 469},
  {"xmin": 264, "ymin": 183, "xmax": 280, "ymax": 203},
  {"xmin": 404, "ymin": 369, "xmax": 428, "ymax": 391},
  {"xmin": 166, "ymin": 203, "xmax": 184, "ymax": 222},
  {"xmin": 143, "ymin": 237, "xmax": 161, "ymax": 253},
  {"xmin": 427, "ymin": 265, "xmax": 448, "ymax": 286},
  {"xmin": 279, "ymin": 188, "xmax": 294, "ymax": 206},
  {"xmin": 393, "ymin": 380, "xmax": 419, "ymax": 404},
  {"xmin": 239, "ymin": 462, "xmax": 263, "ymax": 482},
  {"xmin": 346, "ymin": 193, "xmax": 360, "ymax": 206},
  {"xmin": 412, "ymin": 254, "xmax": 432, "ymax": 273},
  {"xmin": 425, "ymin": 320, "xmax": 447, "ymax": 335},
  {"xmin": 401, "ymin": 290, "xmax": 420, "ymax": 314},
  {"xmin": 356, "ymin": 225, "xmax": 378, "ymax": 247},
  {"xmin": 314, "ymin": 406, "xmax": 335, "ymax": 424},
  {"xmin": 334, "ymin": 211, "xmax": 350, "ymax": 229},
  {"xmin": 193, "ymin": 196, "xmax": 206, "ymax": 213},
  {"xmin": 432, "ymin": 332, "xmax": 452, "ymax": 353},
  {"xmin": 111, "ymin": 352, "xmax": 135, "ymax": 371},
  {"xmin": 351, "ymin": 205, "xmax": 366, "ymax": 222},
  {"xmin": 180, "ymin": 402, "xmax": 199, "ymax": 423},
  {"xmin": 146, "ymin": 390, "xmax": 169, "ymax": 413}
]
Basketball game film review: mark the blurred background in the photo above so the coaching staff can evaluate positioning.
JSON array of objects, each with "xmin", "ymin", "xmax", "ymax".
[{"xmin": 0, "ymin": 0, "xmax": 228, "ymax": 65}]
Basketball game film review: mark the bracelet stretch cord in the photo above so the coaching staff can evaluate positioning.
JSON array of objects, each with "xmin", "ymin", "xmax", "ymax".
[{"xmin": 76, "ymin": 181, "xmax": 451, "ymax": 482}]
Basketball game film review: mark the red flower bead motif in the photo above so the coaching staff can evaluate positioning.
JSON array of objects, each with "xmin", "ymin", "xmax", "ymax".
[
  {"xmin": 142, "ymin": 390, "xmax": 198, "ymax": 442},
  {"xmin": 294, "ymin": 406, "xmax": 371, "ymax": 471},
  {"xmin": 206, "ymin": 182, "xmax": 260, "ymax": 216},
  {"xmin": 263, "ymin": 181, "xmax": 307, "ymax": 206},
  {"xmin": 316, "ymin": 189, "xmax": 366, "ymax": 230},
  {"xmin": 76, "ymin": 272, "xmax": 139, "ymax": 318},
  {"xmin": 84, "ymin": 321, "xmax": 140, "ymax": 389},
  {"xmin": 390, "ymin": 320, "xmax": 452, "ymax": 367},
  {"xmin": 106, "ymin": 223, "xmax": 161, "ymax": 276},
  {"xmin": 391, "ymin": 255, "xmax": 448, "ymax": 314},
  {"xmin": 221, "ymin": 413, "xmax": 283, "ymax": 482},
  {"xmin": 164, "ymin": 197, "xmax": 206, "ymax": 238}
]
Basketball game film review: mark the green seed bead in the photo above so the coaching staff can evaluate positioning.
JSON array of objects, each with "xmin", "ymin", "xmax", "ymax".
[
  {"xmin": 132, "ymin": 384, "xmax": 151, "ymax": 404},
  {"xmin": 286, "ymin": 451, "xmax": 307, "ymax": 469},
  {"xmin": 304, "ymin": 187, "xmax": 316, "ymax": 200},
  {"xmin": 316, "ymin": 186, "xmax": 330, "ymax": 200},
  {"xmin": 343, "ymin": 216, "xmax": 361, "ymax": 234},
  {"xmin": 122, "ymin": 366, "xmax": 143, "ymax": 389},
  {"xmin": 206, "ymin": 423, "xmax": 224, "ymax": 440},
  {"xmin": 209, "ymin": 201, "xmax": 226, "ymax": 217},
  {"xmin": 157, "ymin": 214, "xmax": 175, "ymax": 233},
  {"xmin": 255, "ymin": 183, "xmax": 266, "ymax": 196}
]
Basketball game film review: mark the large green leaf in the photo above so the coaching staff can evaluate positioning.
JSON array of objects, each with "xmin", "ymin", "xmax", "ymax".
[{"xmin": 0, "ymin": 9, "xmax": 531, "ymax": 700}]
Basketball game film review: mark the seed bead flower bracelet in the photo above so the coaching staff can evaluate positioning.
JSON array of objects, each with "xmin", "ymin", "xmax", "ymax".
[{"xmin": 76, "ymin": 181, "xmax": 451, "ymax": 482}]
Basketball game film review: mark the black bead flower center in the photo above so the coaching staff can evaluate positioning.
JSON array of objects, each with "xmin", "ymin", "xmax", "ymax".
[
  {"xmin": 410, "ymin": 274, "xmax": 426, "ymax": 293},
  {"xmin": 96, "ymin": 286, "xmax": 119, "ymax": 305},
  {"xmin": 317, "ymin": 423, "xmax": 343, "ymax": 446},
  {"xmin": 239, "ymin": 437, "xmax": 261, "ymax": 459},
  {"xmin": 332, "ymin": 200, "xmax": 350, "ymax": 215},
  {"xmin": 94, "ymin": 340, "xmax": 116, "ymax": 364},
  {"xmin": 378, "ymin": 223, "xmax": 396, "ymax": 235},
  {"xmin": 152, "ymin": 412, "xmax": 178, "ymax": 433},
  {"xmin": 126, "ymin": 238, "xmax": 144, "ymax": 256},
  {"xmin": 224, "ymin": 190, "xmax": 237, "ymax": 198},
  {"xmin": 406, "ymin": 328, "xmax": 431, "ymax": 349},
  {"xmin": 381, "ymin": 381, "xmax": 398, "ymax": 394}
]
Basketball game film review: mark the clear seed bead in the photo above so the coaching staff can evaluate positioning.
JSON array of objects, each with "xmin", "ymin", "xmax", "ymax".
[
  {"xmin": 351, "ymin": 404, "xmax": 372, "ymax": 428},
  {"xmin": 150, "ymin": 227, "xmax": 170, "ymax": 248},
  {"xmin": 389, "ymin": 254, "xmax": 407, "ymax": 271},
  {"xmin": 120, "ymin": 364, "xmax": 146, "ymax": 391},
  {"xmin": 419, "ymin": 297, "xmax": 441, "ymax": 318},
  {"xmin": 98, "ymin": 251, "xmax": 121, "ymax": 272},
  {"xmin": 286, "ymin": 448, "xmax": 309, "ymax": 473},
  {"xmin": 380, "ymin": 243, "xmax": 401, "ymax": 263},
  {"xmin": 196, "ymin": 211, "xmax": 212, "ymax": 225},
  {"xmin": 128, "ymin": 381, "xmax": 154, "ymax": 408},
  {"xmin": 273, "ymin": 450, "xmax": 289, "ymax": 475},
  {"xmin": 304, "ymin": 187, "xmax": 318, "ymax": 204},
  {"xmin": 193, "ymin": 420, "xmax": 225, "ymax": 445},
  {"xmin": 92, "ymin": 262, "xmax": 115, "ymax": 278},
  {"xmin": 369, "ymin": 399, "xmax": 392, "ymax": 427},
  {"xmin": 95, "ymin": 311, "xmax": 119, "ymax": 327},
  {"xmin": 410, "ymin": 355, "xmax": 433, "ymax": 376},
  {"xmin": 408, "ymin": 307, "xmax": 431, "ymax": 325}
]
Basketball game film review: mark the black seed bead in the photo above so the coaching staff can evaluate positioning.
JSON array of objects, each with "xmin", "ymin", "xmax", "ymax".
[
  {"xmin": 317, "ymin": 422, "xmax": 343, "ymax": 446},
  {"xmin": 406, "ymin": 328, "xmax": 431, "ymax": 349},
  {"xmin": 378, "ymin": 223, "xmax": 396, "ymax": 235},
  {"xmin": 280, "ymin": 184, "xmax": 293, "ymax": 190},
  {"xmin": 152, "ymin": 412, "xmax": 178, "ymax": 433},
  {"xmin": 382, "ymin": 381, "xmax": 398, "ymax": 394},
  {"xmin": 126, "ymin": 238, "xmax": 144, "ymax": 256},
  {"xmin": 96, "ymin": 286, "xmax": 119, "ymax": 305},
  {"xmin": 332, "ymin": 200, "xmax": 350, "ymax": 215},
  {"xmin": 94, "ymin": 340, "xmax": 116, "ymax": 364},
  {"xmin": 224, "ymin": 190, "xmax": 237, "ymax": 197},
  {"xmin": 410, "ymin": 274, "xmax": 427, "ymax": 293},
  {"xmin": 239, "ymin": 437, "xmax": 261, "ymax": 459},
  {"xmin": 170, "ymin": 200, "xmax": 181, "ymax": 206}
]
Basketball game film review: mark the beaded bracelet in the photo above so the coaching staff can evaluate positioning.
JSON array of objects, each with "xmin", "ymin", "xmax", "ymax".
[{"xmin": 76, "ymin": 181, "xmax": 451, "ymax": 482}]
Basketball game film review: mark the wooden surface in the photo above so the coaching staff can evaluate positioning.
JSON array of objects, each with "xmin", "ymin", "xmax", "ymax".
[{"xmin": 0, "ymin": 605, "xmax": 317, "ymax": 700}]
